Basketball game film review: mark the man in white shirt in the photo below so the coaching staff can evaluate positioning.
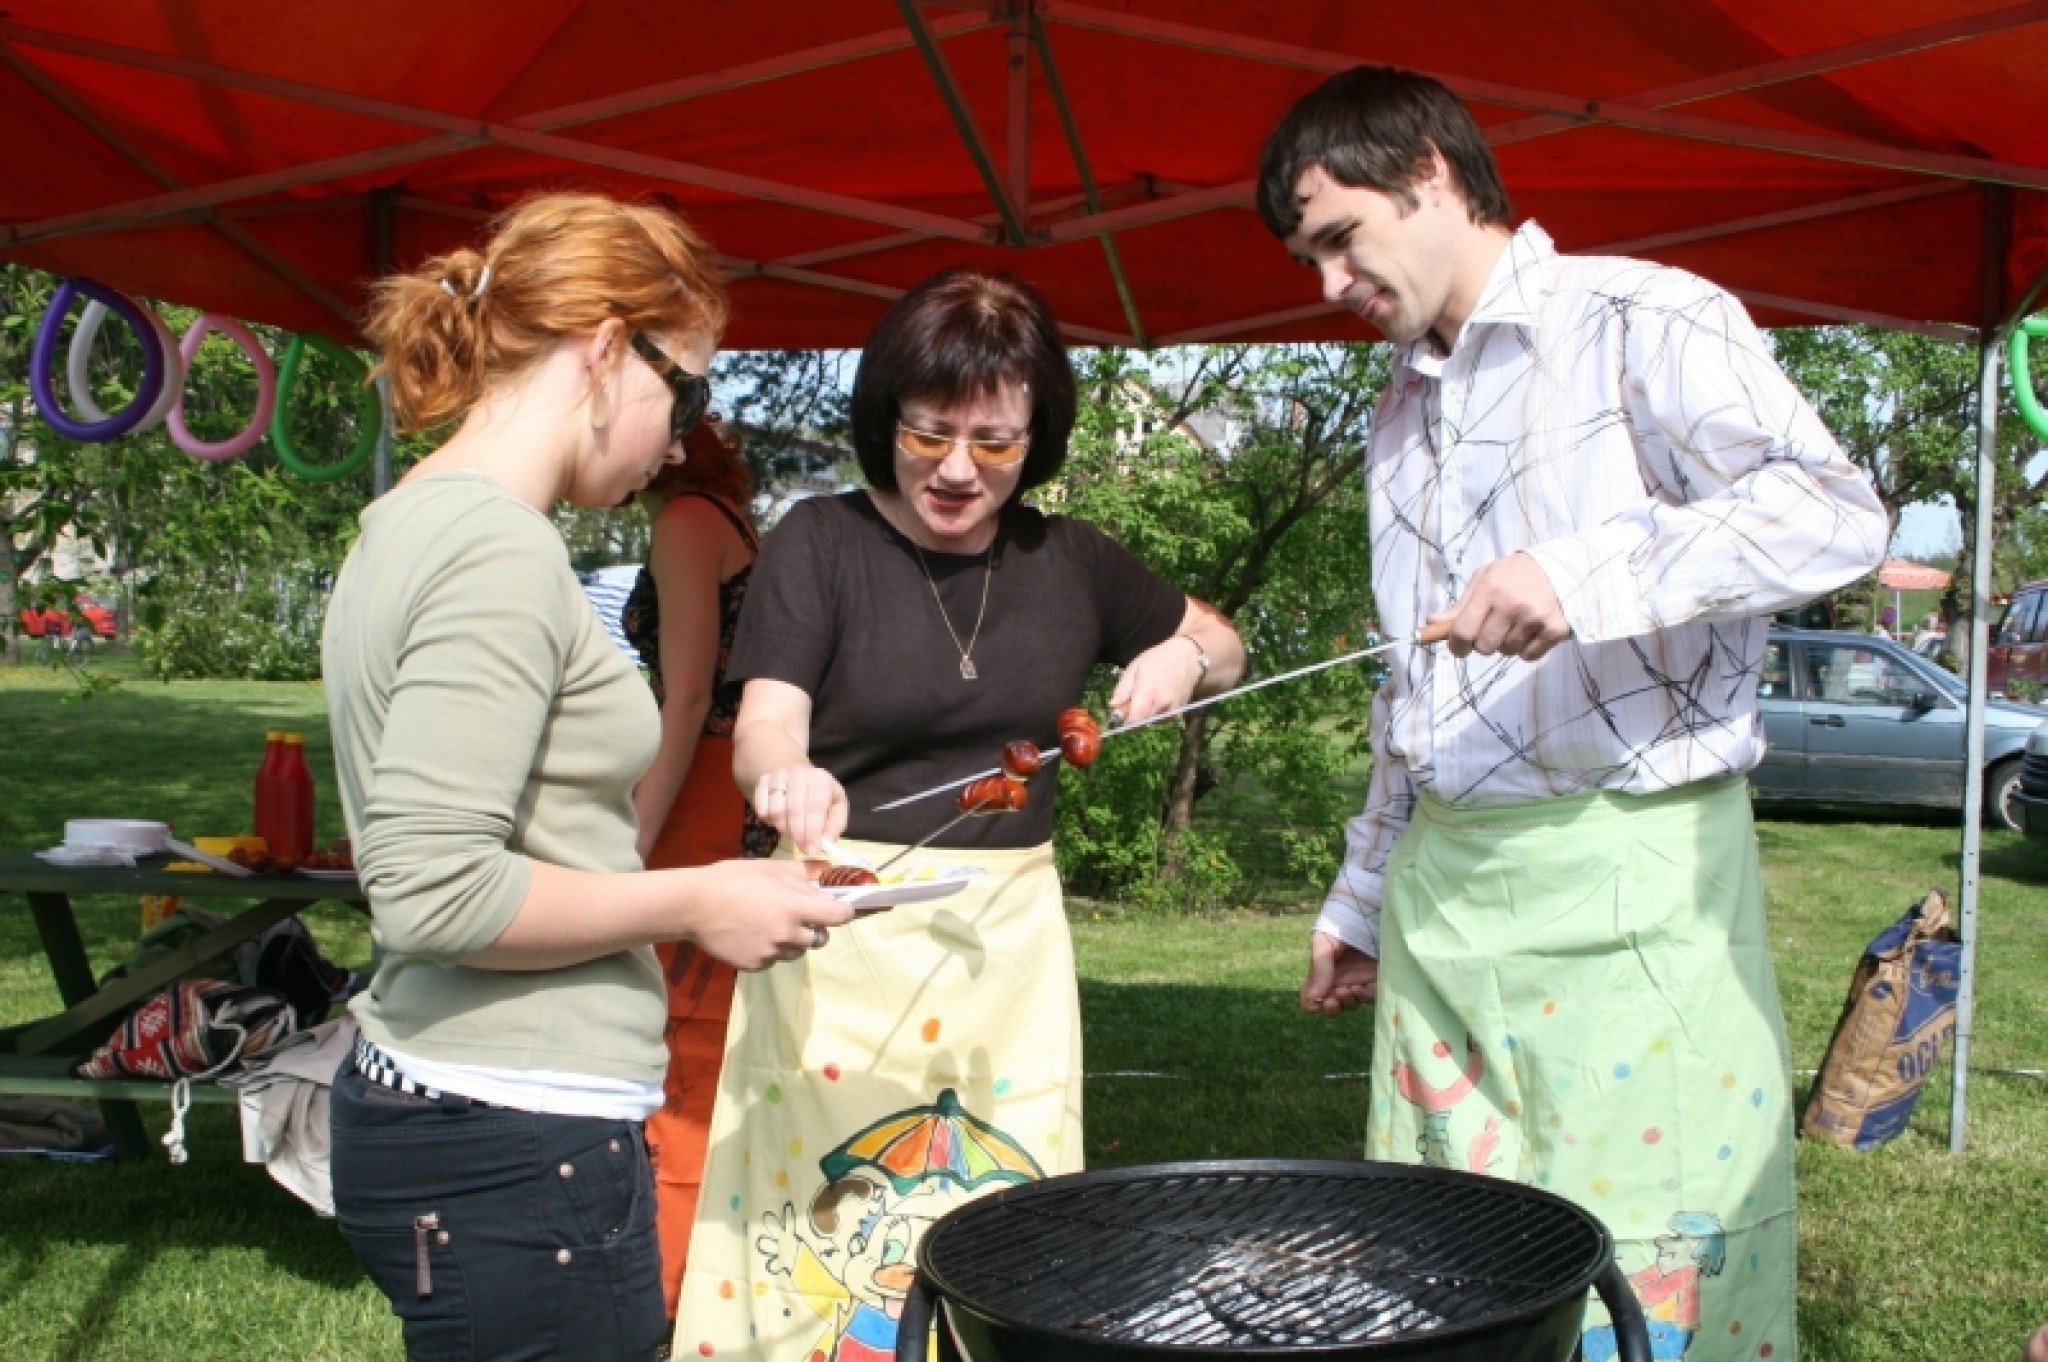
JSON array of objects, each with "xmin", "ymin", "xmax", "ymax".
[{"xmin": 1258, "ymin": 67, "xmax": 1886, "ymax": 1361}]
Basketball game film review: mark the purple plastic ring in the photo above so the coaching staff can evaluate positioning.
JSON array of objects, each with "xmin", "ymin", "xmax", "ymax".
[{"xmin": 31, "ymin": 278, "xmax": 167, "ymax": 442}]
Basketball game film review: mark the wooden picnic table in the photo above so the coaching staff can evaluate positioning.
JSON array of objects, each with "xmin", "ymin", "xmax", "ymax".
[{"xmin": 0, "ymin": 854, "xmax": 364, "ymax": 1160}]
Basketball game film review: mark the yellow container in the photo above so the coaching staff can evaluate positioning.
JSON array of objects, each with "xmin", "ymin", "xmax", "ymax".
[{"xmin": 193, "ymin": 835, "xmax": 267, "ymax": 856}]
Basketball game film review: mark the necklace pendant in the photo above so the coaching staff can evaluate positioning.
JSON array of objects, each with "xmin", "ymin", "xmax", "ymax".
[{"xmin": 960, "ymin": 658, "xmax": 978, "ymax": 680}]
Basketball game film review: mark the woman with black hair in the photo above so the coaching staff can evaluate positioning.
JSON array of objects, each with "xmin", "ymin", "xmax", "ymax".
[{"xmin": 672, "ymin": 268, "xmax": 1242, "ymax": 1359}]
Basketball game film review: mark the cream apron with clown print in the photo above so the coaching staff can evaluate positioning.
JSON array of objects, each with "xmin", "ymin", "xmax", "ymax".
[
  {"xmin": 1368, "ymin": 779, "xmax": 1798, "ymax": 1362},
  {"xmin": 675, "ymin": 840, "xmax": 1081, "ymax": 1361}
]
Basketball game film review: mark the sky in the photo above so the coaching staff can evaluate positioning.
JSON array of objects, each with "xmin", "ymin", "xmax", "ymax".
[
  {"xmin": 1891, "ymin": 450, "xmax": 2048, "ymax": 562},
  {"xmin": 1894, "ymin": 502, "xmax": 1960, "ymax": 560}
]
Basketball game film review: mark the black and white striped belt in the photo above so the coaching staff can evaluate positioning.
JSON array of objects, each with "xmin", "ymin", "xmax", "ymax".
[{"xmin": 352, "ymin": 1033, "xmax": 496, "ymax": 1108}]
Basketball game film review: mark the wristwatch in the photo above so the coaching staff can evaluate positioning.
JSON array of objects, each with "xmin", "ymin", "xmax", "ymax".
[{"xmin": 1178, "ymin": 633, "xmax": 1211, "ymax": 679}]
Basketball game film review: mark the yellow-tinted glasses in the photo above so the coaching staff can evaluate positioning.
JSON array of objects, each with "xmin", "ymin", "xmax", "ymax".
[{"xmin": 895, "ymin": 420, "xmax": 1031, "ymax": 468}]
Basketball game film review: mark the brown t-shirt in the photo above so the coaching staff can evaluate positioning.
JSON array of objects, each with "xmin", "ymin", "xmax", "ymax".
[{"xmin": 728, "ymin": 492, "xmax": 1186, "ymax": 847}]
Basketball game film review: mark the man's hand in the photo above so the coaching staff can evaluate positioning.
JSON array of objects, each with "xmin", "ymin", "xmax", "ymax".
[
  {"xmin": 1425, "ymin": 552, "xmax": 1571, "ymax": 661},
  {"xmin": 1300, "ymin": 931, "xmax": 1379, "ymax": 1014}
]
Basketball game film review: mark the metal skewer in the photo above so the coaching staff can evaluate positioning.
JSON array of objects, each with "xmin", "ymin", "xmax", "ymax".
[
  {"xmin": 870, "ymin": 626, "xmax": 1445, "ymax": 814},
  {"xmin": 869, "ymin": 797, "xmax": 994, "ymax": 877}
]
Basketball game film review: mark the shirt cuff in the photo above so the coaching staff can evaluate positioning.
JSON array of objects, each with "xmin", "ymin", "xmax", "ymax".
[
  {"xmin": 1522, "ymin": 534, "xmax": 1659, "ymax": 645},
  {"xmin": 1315, "ymin": 897, "xmax": 1382, "ymax": 960}
]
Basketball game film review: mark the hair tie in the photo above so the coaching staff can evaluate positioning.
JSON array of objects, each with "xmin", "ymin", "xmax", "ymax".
[{"xmin": 439, "ymin": 267, "xmax": 489, "ymax": 304}]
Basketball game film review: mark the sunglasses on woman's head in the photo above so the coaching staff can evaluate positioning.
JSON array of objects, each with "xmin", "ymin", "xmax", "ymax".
[
  {"xmin": 630, "ymin": 332, "xmax": 712, "ymax": 443},
  {"xmin": 895, "ymin": 421, "xmax": 1031, "ymax": 468}
]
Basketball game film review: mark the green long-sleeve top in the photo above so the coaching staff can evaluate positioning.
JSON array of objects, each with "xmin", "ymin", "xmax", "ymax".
[{"xmin": 322, "ymin": 471, "xmax": 666, "ymax": 1082}]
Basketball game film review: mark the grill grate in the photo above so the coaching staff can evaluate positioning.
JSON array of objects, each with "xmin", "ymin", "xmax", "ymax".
[{"xmin": 921, "ymin": 1165, "xmax": 1606, "ymax": 1350}]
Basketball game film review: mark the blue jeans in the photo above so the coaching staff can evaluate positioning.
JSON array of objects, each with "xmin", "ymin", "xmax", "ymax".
[{"xmin": 331, "ymin": 1061, "xmax": 669, "ymax": 1360}]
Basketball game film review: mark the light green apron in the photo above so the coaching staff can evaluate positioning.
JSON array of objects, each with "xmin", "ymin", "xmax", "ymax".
[{"xmin": 1368, "ymin": 777, "xmax": 1796, "ymax": 1362}]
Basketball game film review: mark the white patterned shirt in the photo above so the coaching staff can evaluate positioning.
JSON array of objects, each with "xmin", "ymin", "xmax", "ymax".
[{"xmin": 1319, "ymin": 222, "xmax": 1887, "ymax": 957}]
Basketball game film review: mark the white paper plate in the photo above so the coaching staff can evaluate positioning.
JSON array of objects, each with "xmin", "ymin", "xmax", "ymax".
[
  {"xmin": 297, "ymin": 868, "xmax": 359, "ymax": 881},
  {"xmin": 63, "ymin": 819, "xmax": 169, "ymax": 853},
  {"xmin": 826, "ymin": 869, "xmax": 983, "ymax": 914}
]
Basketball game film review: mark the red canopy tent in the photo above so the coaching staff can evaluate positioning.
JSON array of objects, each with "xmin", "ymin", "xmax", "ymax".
[
  {"xmin": 1, "ymin": 1, "xmax": 2046, "ymax": 349},
  {"xmin": 4, "ymin": 1, "xmax": 2045, "ymax": 1151}
]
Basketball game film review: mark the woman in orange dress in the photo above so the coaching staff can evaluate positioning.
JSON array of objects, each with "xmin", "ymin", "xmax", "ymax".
[{"xmin": 622, "ymin": 415, "xmax": 774, "ymax": 1319}]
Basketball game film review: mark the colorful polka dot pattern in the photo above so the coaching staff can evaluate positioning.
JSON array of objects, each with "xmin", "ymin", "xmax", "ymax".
[{"xmin": 1367, "ymin": 1012, "xmax": 1793, "ymax": 1362}]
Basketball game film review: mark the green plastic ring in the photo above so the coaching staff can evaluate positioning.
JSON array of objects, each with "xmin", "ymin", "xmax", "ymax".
[
  {"xmin": 269, "ymin": 333, "xmax": 379, "ymax": 482},
  {"xmin": 2012, "ymin": 315, "xmax": 2048, "ymax": 443}
]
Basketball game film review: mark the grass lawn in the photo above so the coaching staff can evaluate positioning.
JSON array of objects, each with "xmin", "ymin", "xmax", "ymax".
[{"xmin": 3, "ymin": 664, "xmax": 2046, "ymax": 1360}]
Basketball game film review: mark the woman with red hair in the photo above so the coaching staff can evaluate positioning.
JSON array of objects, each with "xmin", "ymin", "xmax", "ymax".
[{"xmin": 622, "ymin": 413, "xmax": 775, "ymax": 1320}]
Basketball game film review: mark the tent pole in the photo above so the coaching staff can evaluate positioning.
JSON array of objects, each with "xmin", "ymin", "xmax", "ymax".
[
  {"xmin": 1006, "ymin": 5, "xmax": 1031, "ymax": 222},
  {"xmin": 1030, "ymin": 16, "xmax": 1150, "ymax": 346},
  {"xmin": 1950, "ymin": 185, "xmax": 2007, "ymax": 1154},
  {"xmin": 895, "ymin": 0, "xmax": 1029, "ymax": 246},
  {"xmin": 1951, "ymin": 334, "xmax": 1996, "ymax": 1155}
]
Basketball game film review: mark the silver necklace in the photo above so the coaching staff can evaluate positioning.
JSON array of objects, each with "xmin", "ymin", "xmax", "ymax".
[{"xmin": 910, "ymin": 539, "xmax": 994, "ymax": 680}]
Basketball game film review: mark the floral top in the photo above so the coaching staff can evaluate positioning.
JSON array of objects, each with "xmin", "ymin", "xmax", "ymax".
[
  {"xmin": 622, "ymin": 494, "xmax": 776, "ymax": 859},
  {"xmin": 622, "ymin": 494, "xmax": 756, "ymax": 735}
]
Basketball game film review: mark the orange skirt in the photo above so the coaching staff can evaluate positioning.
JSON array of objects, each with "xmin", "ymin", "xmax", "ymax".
[{"xmin": 643, "ymin": 733, "xmax": 742, "ymax": 1319}]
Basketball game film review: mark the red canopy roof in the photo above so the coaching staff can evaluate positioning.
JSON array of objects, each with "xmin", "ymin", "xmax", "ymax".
[{"xmin": 2, "ymin": 1, "xmax": 2046, "ymax": 349}]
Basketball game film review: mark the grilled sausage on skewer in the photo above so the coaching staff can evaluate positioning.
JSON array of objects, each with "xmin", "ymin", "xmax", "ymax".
[
  {"xmin": 1001, "ymin": 740, "xmax": 1043, "ymax": 780},
  {"xmin": 959, "ymin": 775, "xmax": 1029, "ymax": 814},
  {"xmin": 819, "ymin": 865, "xmax": 880, "ymax": 888},
  {"xmin": 1055, "ymin": 709, "xmax": 1102, "ymax": 768}
]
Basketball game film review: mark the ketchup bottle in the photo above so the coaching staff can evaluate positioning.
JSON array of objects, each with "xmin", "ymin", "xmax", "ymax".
[
  {"xmin": 253, "ymin": 731, "xmax": 285, "ymax": 849},
  {"xmin": 271, "ymin": 732, "xmax": 316, "ymax": 868}
]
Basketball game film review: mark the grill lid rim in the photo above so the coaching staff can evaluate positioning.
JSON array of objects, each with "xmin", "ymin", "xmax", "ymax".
[{"xmin": 915, "ymin": 1159, "xmax": 1618, "ymax": 1357}]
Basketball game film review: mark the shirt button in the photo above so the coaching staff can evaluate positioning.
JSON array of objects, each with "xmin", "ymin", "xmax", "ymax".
[
  {"xmin": 609, "ymin": 1139, "xmax": 622, "ymax": 1155},
  {"xmin": 558, "ymin": 1163, "xmax": 575, "ymax": 1179},
  {"xmin": 437, "ymin": 1231, "xmax": 450, "ymax": 1246},
  {"xmin": 557, "ymin": 1249, "xmax": 573, "ymax": 1265}
]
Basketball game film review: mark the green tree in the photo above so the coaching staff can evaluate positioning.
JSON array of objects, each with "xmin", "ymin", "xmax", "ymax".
[
  {"xmin": 1051, "ymin": 343, "xmax": 1384, "ymax": 908},
  {"xmin": 712, "ymin": 348, "xmax": 854, "ymax": 490},
  {"xmin": 2, "ymin": 263, "xmax": 381, "ymax": 678},
  {"xmin": 0, "ymin": 268, "xmax": 99, "ymax": 664},
  {"xmin": 1771, "ymin": 326, "xmax": 2043, "ymax": 635}
]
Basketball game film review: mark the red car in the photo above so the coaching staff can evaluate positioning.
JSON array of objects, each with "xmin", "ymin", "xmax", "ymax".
[
  {"xmin": 1989, "ymin": 580, "xmax": 2048, "ymax": 698},
  {"xmin": 17, "ymin": 593, "xmax": 117, "ymax": 640}
]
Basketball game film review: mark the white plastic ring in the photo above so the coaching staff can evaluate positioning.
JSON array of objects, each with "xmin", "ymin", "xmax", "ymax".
[{"xmin": 65, "ymin": 300, "xmax": 186, "ymax": 435}]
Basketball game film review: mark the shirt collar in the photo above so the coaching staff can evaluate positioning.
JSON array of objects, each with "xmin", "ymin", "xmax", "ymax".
[{"xmin": 1395, "ymin": 220, "xmax": 1556, "ymax": 378}]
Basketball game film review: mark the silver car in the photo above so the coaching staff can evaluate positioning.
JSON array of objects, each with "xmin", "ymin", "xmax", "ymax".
[
  {"xmin": 1752, "ymin": 629, "xmax": 2046, "ymax": 830},
  {"xmin": 2014, "ymin": 723, "xmax": 2048, "ymax": 843}
]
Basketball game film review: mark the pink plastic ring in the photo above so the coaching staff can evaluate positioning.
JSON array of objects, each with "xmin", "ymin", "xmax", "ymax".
[{"xmin": 167, "ymin": 313, "xmax": 277, "ymax": 462}]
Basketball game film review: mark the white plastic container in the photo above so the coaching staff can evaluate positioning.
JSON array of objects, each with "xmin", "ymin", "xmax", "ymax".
[{"xmin": 62, "ymin": 819, "xmax": 170, "ymax": 853}]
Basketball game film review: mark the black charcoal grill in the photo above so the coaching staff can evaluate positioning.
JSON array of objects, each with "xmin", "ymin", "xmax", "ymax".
[{"xmin": 897, "ymin": 1161, "xmax": 1650, "ymax": 1362}]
